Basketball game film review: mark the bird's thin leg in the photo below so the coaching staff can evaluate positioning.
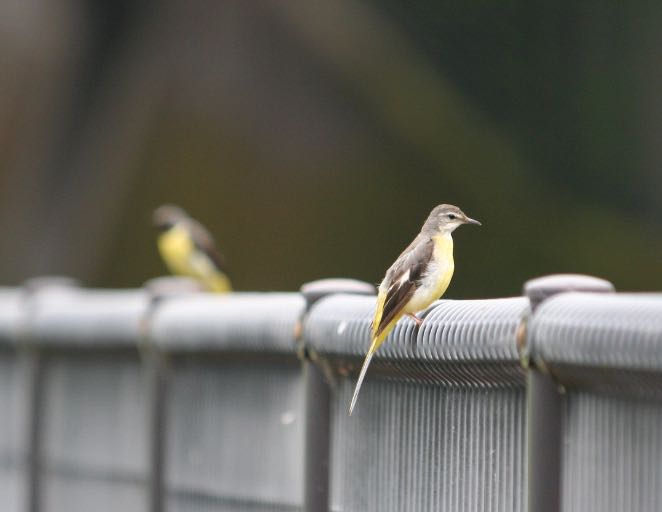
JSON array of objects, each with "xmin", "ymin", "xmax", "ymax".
[{"xmin": 407, "ymin": 313, "xmax": 424, "ymax": 327}]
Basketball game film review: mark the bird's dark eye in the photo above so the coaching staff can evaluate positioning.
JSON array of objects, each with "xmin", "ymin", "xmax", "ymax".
[{"xmin": 447, "ymin": 214, "xmax": 457, "ymax": 220}]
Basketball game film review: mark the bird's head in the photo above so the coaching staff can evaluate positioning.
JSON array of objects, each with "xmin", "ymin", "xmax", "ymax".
[
  {"xmin": 152, "ymin": 204, "xmax": 188, "ymax": 232},
  {"xmin": 424, "ymin": 204, "xmax": 481, "ymax": 235}
]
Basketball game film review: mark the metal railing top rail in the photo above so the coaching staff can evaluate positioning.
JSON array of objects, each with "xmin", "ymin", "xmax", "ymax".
[
  {"xmin": 0, "ymin": 273, "xmax": 660, "ymax": 370},
  {"xmin": 529, "ymin": 292, "xmax": 662, "ymax": 372},
  {"xmin": 0, "ymin": 278, "xmax": 304, "ymax": 354},
  {"xmin": 26, "ymin": 287, "xmax": 149, "ymax": 348},
  {"xmin": 149, "ymin": 292, "xmax": 303, "ymax": 354},
  {"xmin": 304, "ymin": 293, "xmax": 529, "ymax": 384},
  {"xmin": 0, "ymin": 279, "xmax": 149, "ymax": 349}
]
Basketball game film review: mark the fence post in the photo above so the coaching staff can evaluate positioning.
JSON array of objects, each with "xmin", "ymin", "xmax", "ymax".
[
  {"xmin": 25, "ymin": 349, "xmax": 44, "ymax": 512},
  {"xmin": 299, "ymin": 279, "xmax": 375, "ymax": 512},
  {"xmin": 523, "ymin": 274, "xmax": 614, "ymax": 512},
  {"xmin": 20, "ymin": 277, "xmax": 79, "ymax": 512},
  {"xmin": 141, "ymin": 277, "xmax": 203, "ymax": 512}
]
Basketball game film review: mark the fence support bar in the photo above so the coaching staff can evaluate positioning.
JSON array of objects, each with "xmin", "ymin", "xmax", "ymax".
[
  {"xmin": 303, "ymin": 360, "xmax": 331, "ymax": 512},
  {"xmin": 147, "ymin": 353, "xmax": 168, "ymax": 512},
  {"xmin": 299, "ymin": 279, "xmax": 375, "ymax": 512},
  {"xmin": 524, "ymin": 274, "xmax": 615, "ymax": 512},
  {"xmin": 527, "ymin": 370, "xmax": 561, "ymax": 512},
  {"xmin": 26, "ymin": 352, "xmax": 44, "ymax": 512}
]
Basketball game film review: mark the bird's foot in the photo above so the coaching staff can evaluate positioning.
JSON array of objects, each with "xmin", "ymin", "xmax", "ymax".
[{"xmin": 407, "ymin": 313, "xmax": 424, "ymax": 327}]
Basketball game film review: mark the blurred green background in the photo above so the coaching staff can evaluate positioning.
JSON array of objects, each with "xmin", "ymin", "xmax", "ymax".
[{"xmin": 0, "ymin": 0, "xmax": 660, "ymax": 297}]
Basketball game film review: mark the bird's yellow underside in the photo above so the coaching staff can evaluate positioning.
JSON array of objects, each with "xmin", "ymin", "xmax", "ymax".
[
  {"xmin": 157, "ymin": 226, "xmax": 232, "ymax": 293},
  {"xmin": 369, "ymin": 234, "xmax": 454, "ymax": 356}
]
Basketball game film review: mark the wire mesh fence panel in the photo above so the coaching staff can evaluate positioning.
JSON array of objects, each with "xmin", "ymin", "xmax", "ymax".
[
  {"xmin": 561, "ymin": 391, "xmax": 662, "ymax": 512},
  {"xmin": 529, "ymin": 292, "xmax": 662, "ymax": 512},
  {"xmin": 165, "ymin": 359, "xmax": 304, "ymax": 512},
  {"xmin": 152, "ymin": 292, "xmax": 306, "ymax": 512},
  {"xmin": 19, "ymin": 286, "xmax": 151, "ymax": 512},
  {"xmin": 0, "ymin": 288, "xmax": 28, "ymax": 512},
  {"xmin": 330, "ymin": 378, "xmax": 525, "ymax": 512},
  {"xmin": 0, "ymin": 351, "xmax": 28, "ymax": 512},
  {"xmin": 1, "ymin": 279, "xmax": 662, "ymax": 512},
  {"xmin": 306, "ymin": 294, "xmax": 529, "ymax": 512},
  {"xmin": 40, "ymin": 355, "xmax": 149, "ymax": 512}
]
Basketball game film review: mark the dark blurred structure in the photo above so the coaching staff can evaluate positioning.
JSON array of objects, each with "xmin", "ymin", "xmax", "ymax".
[{"xmin": 0, "ymin": 1, "xmax": 661, "ymax": 294}]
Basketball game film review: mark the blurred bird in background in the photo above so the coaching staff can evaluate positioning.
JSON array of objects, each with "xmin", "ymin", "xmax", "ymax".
[
  {"xmin": 349, "ymin": 204, "xmax": 481, "ymax": 414},
  {"xmin": 152, "ymin": 204, "xmax": 232, "ymax": 293}
]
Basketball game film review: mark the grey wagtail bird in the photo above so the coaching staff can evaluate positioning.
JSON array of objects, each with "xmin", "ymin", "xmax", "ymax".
[
  {"xmin": 349, "ymin": 204, "xmax": 480, "ymax": 414},
  {"xmin": 152, "ymin": 204, "xmax": 232, "ymax": 293}
]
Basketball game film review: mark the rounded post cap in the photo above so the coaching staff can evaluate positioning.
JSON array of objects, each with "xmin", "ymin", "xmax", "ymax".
[
  {"xmin": 22, "ymin": 276, "xmax": 80, "ymax": 295},
  {"xmin": 300, "ymin": 278, "xmax": 376, "ymax": 312},
  {"xmin": 524, "ymin": 274, "xmax": 614, "ymax": 311}
]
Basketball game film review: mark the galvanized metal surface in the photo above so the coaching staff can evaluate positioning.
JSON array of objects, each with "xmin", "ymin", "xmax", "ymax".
[
  {"xmin": 525, "ymin": 291, "xmax": 662, "ymax": 512},
  {"xmin": 528, "ymin": 292, "xmax": 662, "ymax": 400},
  {"xmin": 0, "ymin": 352, "xmax": 29, "ymax": 512},
  {"xmin": 165, "ymin": 360, "xmax": 304, "ymax": 511},
  {"xmin": 151, "ymin": 292, "xmax": 306, "ymax": 510},
  {"xmin": 26, "ymin": 288, "xmax": 149, "ymax": 348},
  {"xmin": 9, "ymin": 286, "xmax": 152, "ymax": 512},
  {"xmin": 521, "ymin": 273, "xmax": 613, "ymax": 512},
  {"xmin": 526, "ymin": 371, "xmax": 560, "ymax": 512},
  {"xmin": 146, "ymin": 353, "xmax": 168, "ymax": 512},
  {"xmin": 305, "ymin": 294, "xmax": 529, "ymax": 385},
  {"xmin": 150, "ymin": 293, "xmax": 304, "ymax": 354},
  {"xmin": 39, "ymin": 355, "xmax": 149, "ymax": 512},
  {"xmin": 304, "ymin": 294, "xmax": 530, "ymax": 511},
  {"xmin": 529, "ymin": 292, "xmax": 662, "ymax": 370},
  {"xmin": 0, "ymin": 280, "xmax": 660, "ymax": 512},
  {"xmin": 561, "ymin": 391, "xmax": 662, "ymax": 512},
  {"xmin": 330, "ymin": 378, "xmax": 526, "ymax": 512},
  {"xmin": 523, "ymin": 275, "xmax": 614, "ymax": 310},
  {"xmin": 303, "ymin": 362, "xmax": 330, "ymax": 512},
  {"xmin": 0, "ymin": 290, "xmax": 26, "ymax": 511}
]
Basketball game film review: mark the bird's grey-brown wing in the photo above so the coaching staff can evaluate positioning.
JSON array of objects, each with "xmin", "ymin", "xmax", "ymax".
[
  {"xmin": 186, "ymin": 218, "xmax": 229, "ymax": 273},
  {"xmin": 375, "ymin": 237, "xmax": 434, "ymax": 337}
]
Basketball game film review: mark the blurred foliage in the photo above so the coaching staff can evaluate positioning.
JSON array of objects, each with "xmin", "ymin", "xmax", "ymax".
[{"xmin": 0, "ymin": 1, "xmax": 661, "ymax": 297}]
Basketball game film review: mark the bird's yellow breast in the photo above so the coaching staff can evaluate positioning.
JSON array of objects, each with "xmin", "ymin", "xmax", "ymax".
[
  {"xmin": 157, "ymin": 225, "xmax": 232, "ymax": 292},
  {"xmin": 406, "ymin": 234, "xmax": 455, "ymax": 312},
  {"xmin": 157, "ymin": 226, "xmax": 196, "ymax": 277},
  {"xmin": 430, "ymin": 234, "xmax": 455, "ymax": 297}
]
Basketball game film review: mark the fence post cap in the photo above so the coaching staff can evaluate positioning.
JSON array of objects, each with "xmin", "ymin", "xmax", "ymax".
[
  {"xmin": 295, "ymin": 278, "xmax": 376, "ymax": 350},
  {"xmin": 523, "ymin": 274, "xmax": 614, "ymax": 311},
  {"xmin": 300, "ymin": 278, "xmax": 376, "ymax": 312},
  {"xmin": 22, "ymin": 276, "xmax": 80, "ymax": 294}
]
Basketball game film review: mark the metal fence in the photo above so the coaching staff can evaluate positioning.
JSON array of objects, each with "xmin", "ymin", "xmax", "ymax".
[{"xmin": 0, "ymin": 274, "xmax": 661, "ymax": 512}]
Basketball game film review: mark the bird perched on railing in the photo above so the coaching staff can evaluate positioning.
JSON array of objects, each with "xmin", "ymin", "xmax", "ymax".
[
  {"xmin": 349, "ymin": 204, "xmax": 481, "ymax": 414},
  {"xmin": 152, "ymin": 204, "xmax": 232, "ymax": 293}
]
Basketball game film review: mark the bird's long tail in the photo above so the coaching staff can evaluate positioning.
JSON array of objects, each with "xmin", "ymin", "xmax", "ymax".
[
  {"xmin": 349, "ymin": 321, "xmax": 395, "ymax": 415},
  {"xmin": 349, "ymin": 346, "xmax": 376, "ymax": 416}
]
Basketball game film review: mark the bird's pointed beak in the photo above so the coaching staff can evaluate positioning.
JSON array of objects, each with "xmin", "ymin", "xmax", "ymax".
[{"xmin": 464, "ymin": 216, "xmax": 481, "ymax": 226}]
